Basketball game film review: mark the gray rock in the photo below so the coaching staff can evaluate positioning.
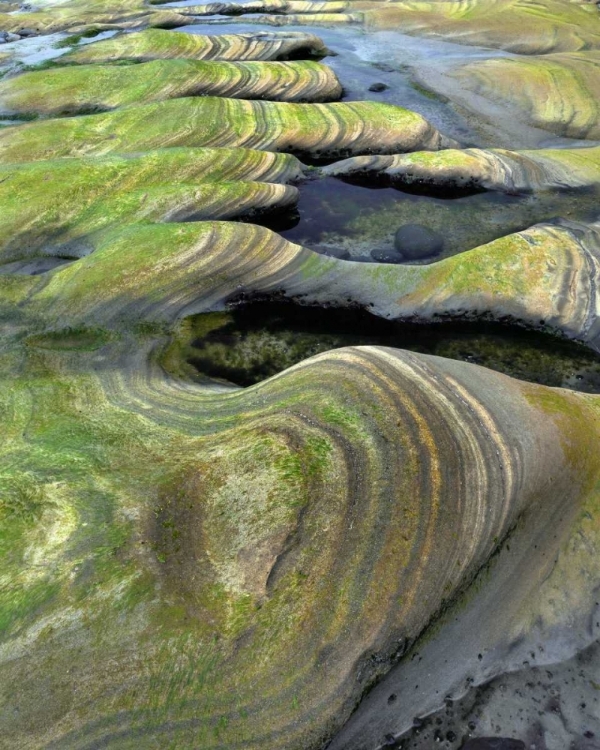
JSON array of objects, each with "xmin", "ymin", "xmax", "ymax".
[
  {"xmin": 373, "ymin": 62, "xmax": 395, "ymax": 73},
  {"xmin": 368, "ymin": 82, "xmax": 389, "ymax": 93},
  {"xmin": 6, "ymin": 33, "xmax": 21, "ymax": 42},
  {"xmin": 16, "ymin": 27, "xmax": 37, "ymax": 37},
  {"xmin": 371, "ymin": 248, "xmax": 404, "ymax": 264},
  {"xmin": 394, "ymin": 223, "xmax": 444, "ymax": 260},
  {"xmin": 461, "ymin": 740, "xmax": 525, "ymax": 750}
]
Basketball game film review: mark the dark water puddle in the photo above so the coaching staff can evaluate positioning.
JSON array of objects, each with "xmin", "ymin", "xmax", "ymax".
[
  {"xmin": 261, "ymin": 178, "xmax": 600, "ymax": 262},
  {"xmin": 178, "ymin": 300, "xmax": 600, "ymax": 391}
]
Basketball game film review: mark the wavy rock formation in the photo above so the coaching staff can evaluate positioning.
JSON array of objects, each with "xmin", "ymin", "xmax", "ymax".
[
  {"xmin": 2, "ymin": 4, "xmax": 600, "ymax": 750},
  {"xmin": 0, "ymin": 97, "xmax": 456, "ymax": 162},
  {"xmin": 171, "ymin": 0, "xmax": 348, "ymax": 15},
  {"xmin": 228, "ymin": 11, "xmax": 362, "ymax": 25},
  {"xmin": 451, "ymin": 51, "xmax": 600, "ymax": 140},
  {"xmin": 361, "ymin": 0, "xmax": 600, "ymax": 53},
  {"xmin": 0, "ymin": 148, "xmax": 304, "ymax": 263},
  {"xmin": 25, "ymin": 219, "xmax": 599, "ymax": 353},
  {"xmin": 1, "ymin": 216, "xmax": 600, "ymax": 749},
  {"xmin": 0, "ymin": 59, "xmax": 342, "ymax": 116},
  {"xmin": 322, "ymin": 146, "xmax": 600, "ymax": 192},
  {"xmin": 63, "ymin": 28, "xmax": 328, "ymax": 63},
  {"xmin": 0, "ymin": 0, "xmax": 191, "ymax": 35}
]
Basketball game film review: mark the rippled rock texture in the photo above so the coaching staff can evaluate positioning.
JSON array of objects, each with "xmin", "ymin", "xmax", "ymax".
[
  {"xmin": 61, "ymin": 28, "xmax": 328, "ymax": 63},
  {"xmin": 1, "ymin": 2, "xmax": 600, "ymax": 750}
]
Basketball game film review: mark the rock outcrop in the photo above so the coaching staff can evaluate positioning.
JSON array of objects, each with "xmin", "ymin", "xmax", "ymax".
[
  {"xmin": 62, "ymin": 28, "xmax": 328, "ymax": 63},
  {"xmin": 2, "ymin": 5, "xmax": 600, "ymax": 750}
]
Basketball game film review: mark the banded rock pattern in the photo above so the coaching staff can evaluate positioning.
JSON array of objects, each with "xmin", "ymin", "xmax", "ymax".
[
  {"xmin": 62, "ymin": 28, "xmax": 328, "ymax": 63},
  {"xmin": 31, "ymin": 220, "xmax": 600, "ymax": 355},
  {"xmin": 227, "ymin": 11, "xmax": 362, "ymax": 25},
  {"xmin": 0, "ymin": 97, "xmax": 456, "ymax": 162},
  {"xmin": 451, "ymin": 51, "xmax": 600, "ymax": 140},
  {"xmin": 0, "ymin": 59, "xmax": 343, "ymax": 116},
  {"xmin": 0, "ymin": 0, "xmax": 192, "ymax": 35},
  {"xmin": 361, "ymin": 0, "xmax": 600, "ymax": 54},
  {"xmin": 0, "ymin": 148, "xmax": 304, "ymax": 263},
  {"xmin": 2, "ymin": 227, "xmax": 600, "ymax": 747},
  {"xmin": 170, "ymin": 0, "xmax": 349, "ymax": 15},
  {"xmin": 322, "ymin": 146, "xmax": 600, "ymax": 192},
  {"xmin": 2, "ymin": 5, "xmax": 600, "ymax": 750}
]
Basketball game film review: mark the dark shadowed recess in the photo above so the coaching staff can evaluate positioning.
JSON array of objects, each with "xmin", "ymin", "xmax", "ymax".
[
  {"xmin": 258, "ymin": 178, "xmax": 600, "ymax": 262},
  {"xmin": 182, "ymin": 300, "xmax": 600, "ymax": 390}
]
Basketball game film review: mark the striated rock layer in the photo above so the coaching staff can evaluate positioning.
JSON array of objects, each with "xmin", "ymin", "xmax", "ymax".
[
  {"xmin": 450, "ymin": 51, "xmax": 600, "ymax": 141},
  {"xmin": 2, "ymin": 5, "xmax": 600, "ymax": 750},
  {"xmin": 0, "ymin": 58, "xmax": 343, "ymax": 116},
  {"xmin": 322, "ymin": 146, "xmax": 600, "ymax": 193},
  {"xmin": 0, "ymin": 97, "xmax": 456, "ymax": 162},
  {"xmin": 62, "ymin": 28, "xmax": 329, "ymax": 63},
  {"xmin": 1, "ymin": 216, "xmax": 600, "ymax": 749}
]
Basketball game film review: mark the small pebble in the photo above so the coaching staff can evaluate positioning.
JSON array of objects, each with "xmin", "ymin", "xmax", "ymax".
[
  {"xmin": 369, "ymin": 82, "xmax": 389, "ymax": 92},
  {"xmin": 310, "ymin": 244, "xmax": 350, "ymax": 260}
]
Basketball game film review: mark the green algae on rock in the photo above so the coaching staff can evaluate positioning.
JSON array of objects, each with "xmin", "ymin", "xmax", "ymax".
[
  {"xmin": 0, "ymin": 97, "xmax": 457, "ymax": 163},
  {"xmin": 3, "ymin": 213, "xmax": 600, "ymax": 750},
  {"xmin": 226, "ymin": 11, "xmax": 363, "ymax": 26},
  {"xmin": 0, "ymin": 58, "xmax": 343, "ymax": 116},
  {"xmin": 171, "ymin": 0, "xmax": 349, "ymax": 14},
  {"xmin": 322, "ymin": 145, "xmax": 600, "ymax": 193},
  {"xmin": 62, "ymin": 28, "xmax": 328, "ymax": 63},
  {"xmin": 0, "ymin": 0, "xmax": 192, "ymax": 35},
  {"xmin": 2, "ymin": 1, "xmax": 600, "ymax": 748},
  {"xmin": 26, "ymin": 219, "xmax": 600, "ymax": 356},
  {"xmin": 450, "ymin": 51, "xmax": 600, "ymax": 140},
  {"xmin": 361, "ymin": 0, "xmax": 600, "ymax": 54},
  {"xmin": 0, "ymin": 148, "xmax": 304, "ymax": 262}
]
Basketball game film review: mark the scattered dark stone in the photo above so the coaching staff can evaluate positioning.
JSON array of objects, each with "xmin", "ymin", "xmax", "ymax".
[
  {"xmin": 310, "ymin": 245, "xmax": 350, "ymax": 260},
  {"xmin": 387, "ymin": 693, "xmax": 397, "ymax": 704},
  {"xmin": 460, "ymin": 739, "xmax": 526, "ymax": 750},
  {"xmin": 371, "ymin": 248, "xmax": 404, "ymax": 264},
  {"xmin": 373, "ymin": 62, "xmax": 395, "ymax": 73},
  {"xmin": 369, "ymin": 82, "xmax": 389, "ymax": 92},
  {"xmin": 394, "ymin": 223, "xmax": 444, "ymax": 260}
]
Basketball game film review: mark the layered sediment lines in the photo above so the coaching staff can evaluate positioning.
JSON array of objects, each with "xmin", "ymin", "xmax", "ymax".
[
  {"xmin": 171, "ymin": 0, "xmax": 349, "ymax": 15},
  {"xmin": 451, "ymin": 51, "xmax": 600, "ymax": 140},
  {"xmin": 5, "ymin": 270, "xmax": 600, "ymax": 748},
  {"xmin": 0, "ymin": 59, "xmax": 342, "ymax": 116},
  {"xmin": 63, "ymin": 28, "xmax": 328, "ymax": 63},
  {"xmin": 0, "ymin": 98, "xmax": 454, "ymax": 162},
  {"xmin": 33, "ymin": 220, "xmax": 600, "ymax": 354},
  {"xmin": 0, "ymin": 148, "xmax": 304, "ymax": 262},
  {"xmin": 361, "ymin": 0, "xmax": 600, "ymax": 53},
  {"xmin": 227, "ymin": 11, "xmax": 362, "ymax": 25},
  {"xmin": 0, "ymin": 0, "xmax": 191, "ymax": 35},
  {"xmin": 322, "ymin": 146, "xmax": 600, "ymax": 192},
  {"xmin": 2, "ymin": 6, "xmax": 600, "ymax": 750}
]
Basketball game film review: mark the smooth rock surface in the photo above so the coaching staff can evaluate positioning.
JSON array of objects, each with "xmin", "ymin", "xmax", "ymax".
[{"xmin": 394, "ymin": 222, "xmax": 444, "ymax": 259}]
